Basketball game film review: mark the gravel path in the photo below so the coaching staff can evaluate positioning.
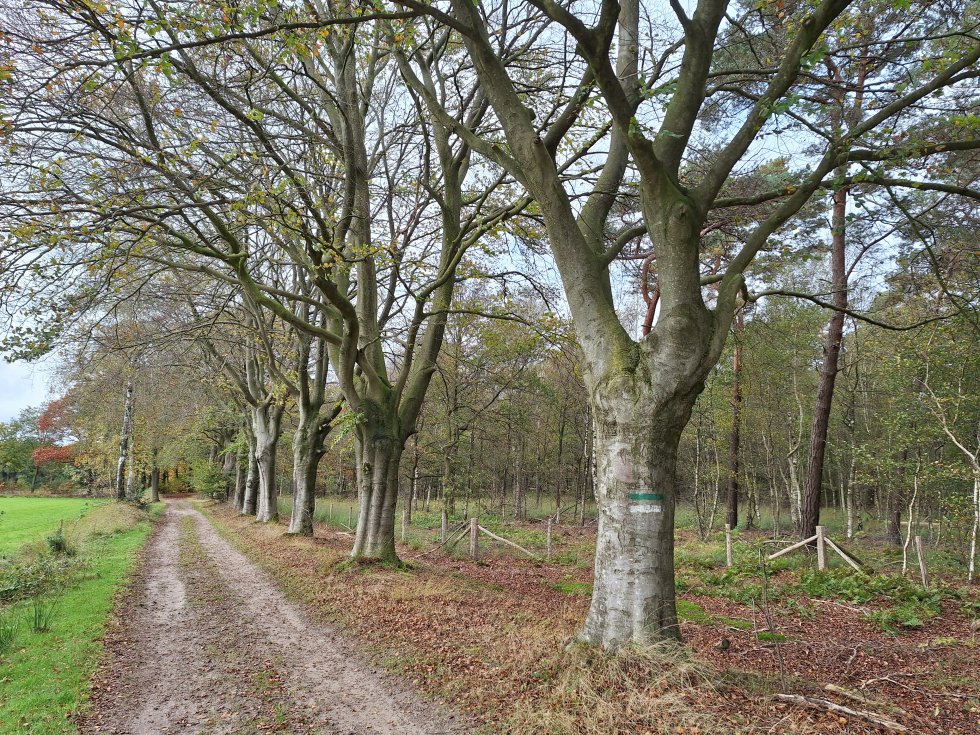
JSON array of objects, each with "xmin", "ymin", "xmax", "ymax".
[{"xmin": 80, "ymin": 501, "xmax": 463, "ymax": 735}]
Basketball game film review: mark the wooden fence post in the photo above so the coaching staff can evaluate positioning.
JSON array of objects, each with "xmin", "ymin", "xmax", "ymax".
[
  {"xmin": 816, "ymin": 526, "xmax": 827, "ymax": 571},
  {"xmin": 469, "ymin": 517, "xmax": 479, "ymax": 561},
  {"xmin": 546, "ymin": 518, "xmax": 553, "ymax": 561},
  {"xmin": 441, "ymin": 510, "xmax": 449, "ymax": 543},
  {"xmin": 348, "ymin": 506, "xmax": 353, "ymax": 529},
  {"xmin": 401, "ymin": 508, "xmax": 408, "ymax": 543},
  {"xmin": 329, "ymin": 501, "xmax": 333, "ymax": 521},
  {"xmin": 915, "ymin": 535, "xmax": 929, "ymax": 587},
  {"xmin": 725, "ymin": 524, "xmax": 733, "ymax": 568}
]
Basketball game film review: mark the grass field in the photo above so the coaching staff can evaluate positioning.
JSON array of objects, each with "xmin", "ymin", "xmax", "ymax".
[
  {"xmin": 0, "ymin": 498, "xmax": 110, "ymax": 558},
  {"xmin": 0, "ymin": 499, "xmax": 158, "ymax": 735}
]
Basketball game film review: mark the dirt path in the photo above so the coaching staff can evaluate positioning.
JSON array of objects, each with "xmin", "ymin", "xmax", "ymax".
[{"xmin": 81, "ymin": 501, "xmax": 464, "ymax": 735}]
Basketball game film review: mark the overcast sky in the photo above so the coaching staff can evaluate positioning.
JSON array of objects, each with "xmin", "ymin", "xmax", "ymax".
[{"xmin": 0, "ymin": 358, "xmax": 52, "ymax": 422}]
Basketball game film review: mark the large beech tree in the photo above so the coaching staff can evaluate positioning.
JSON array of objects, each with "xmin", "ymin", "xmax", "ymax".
[{"xmin": 394, "ymin": 0, "xmax": 980, "ymax": 646}]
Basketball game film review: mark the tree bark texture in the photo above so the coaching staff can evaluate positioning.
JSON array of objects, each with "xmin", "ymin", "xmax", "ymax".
[
  {"xmin": 233, "ymin": 449, "xmax": 246, "ymax": 511},
  {"xmin": 350, "ymin": 418, "xmax": 402, "ymax": 562},
  {"xmin": 115, "ymin": 380, "xmax": 134, "ymax": 500},
  {"xmin": 288, "ymin": 400, "xmax": 328, "ymax": 535},
  {"xmin": 726, "ymin": 309, "xmax": 744, "ymax": 529},
  {"xmin": 579, "ymin": 377, "xmax": 702, "ymax": 648},
  {"xmin": 242, "ymin": 429, "xmax": 259, "ymax": 516},
  {"xmin": 253, "ymin": 403, "xmax": 284, "ymax": 523},
  {"xmin": 802, "ymin": 185, "xmax": 848, "ymax": 538},
  {"xmin": 150, "ymin": 464, "xmax": 160, "ymax": 503}
]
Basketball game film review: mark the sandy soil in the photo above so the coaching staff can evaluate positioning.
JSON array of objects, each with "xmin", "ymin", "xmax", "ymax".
[{"xmin": 80, "ymin": 501, "xmax": 465, "ymax": 735}]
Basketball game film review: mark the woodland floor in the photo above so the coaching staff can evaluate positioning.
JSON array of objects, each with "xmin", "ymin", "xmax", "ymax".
[
  {"xmin": 77, "ymin": 500, "xmax": 464, "ymax": 735},
  {"xmin": 197, "ymin": 501, "xmax": 978, "ymax": 735}
]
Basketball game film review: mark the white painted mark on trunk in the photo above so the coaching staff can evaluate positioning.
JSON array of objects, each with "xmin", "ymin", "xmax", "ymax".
[{"xmin": 631, "ymin": 504, "xmax": 663, "ymax": 514}]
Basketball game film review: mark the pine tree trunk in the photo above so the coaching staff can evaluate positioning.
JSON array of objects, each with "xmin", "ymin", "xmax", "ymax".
[
  {"xmin": 888, "ymin": 503, "xmax": 902, "ymax": 546},
  {"xmin": 726, "ymin": 309, "xmax": 744, "ymax": 529},
  {"xmin": 801, "ymin": 186, "xmax": 848, "ymax": 538}
]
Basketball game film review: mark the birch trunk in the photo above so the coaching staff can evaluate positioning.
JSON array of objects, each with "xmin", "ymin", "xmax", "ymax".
[
  {"xmin": 242, "ymin": 429, "xmax": 259, "ymax": 516},
  {"xmin": 125, "ymin": 444, "xmax": 136, "ymax": 500},
  {"xmin": 115, "ymin": 380, "xmax": 134, "ymax": 500},
  {"xmin": 970, "ymin": 475, "xmax": 978, "ymax": 583}
]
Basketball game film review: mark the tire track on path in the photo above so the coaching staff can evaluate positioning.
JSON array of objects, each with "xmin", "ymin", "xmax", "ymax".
[{"xmin": 81, "ymin": 500, "xmax": 463, "ymax": 735}]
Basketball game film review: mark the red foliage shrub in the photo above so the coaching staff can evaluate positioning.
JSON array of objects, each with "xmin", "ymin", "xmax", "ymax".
[{"xmin": 31, "ymin": 444, "xmax": 75, "ymax": 467}]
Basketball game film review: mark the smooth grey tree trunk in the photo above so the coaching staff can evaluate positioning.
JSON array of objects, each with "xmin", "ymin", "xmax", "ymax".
[
  {"xmin": 578, "ymin": 382, "xmax": 699, "ymax": 648},
  {"xmin": 288, "ymin": 403, "xmax": 326, "ymax": 535},
  {"xmin": 253, "ymin": 403, "xmax": 284, "ymax": 522},
  {"xmin": 221, "ymin": 449, "xmax": 237, "ymax": 500},
  {"xmin": 242, "ymin": 431, "xmax": 259, "ymax": 516},
  {"xmin": 242, "ymin": 418, "xmax": 259, "ymax": 516},
  {"xmin": 350, "ymin": 427, "xmax": 402, "ymax": 562}
]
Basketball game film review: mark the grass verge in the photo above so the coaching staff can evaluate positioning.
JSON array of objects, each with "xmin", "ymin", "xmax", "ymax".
[{"xmin": 0, "ymin": 501, "xmax": 159, "ymax": 734}]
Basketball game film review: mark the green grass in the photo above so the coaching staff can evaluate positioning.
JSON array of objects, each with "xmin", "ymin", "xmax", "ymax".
[
  {"xmin": 0, "ymin": 498, "xmax": 107, "ymax": 559},
  {"xmin": 553, "ymin": 580, "xmax": 592, "ymax": 596},
  {"xmin": 676, "ymin": 599, "xmax": 714, "ymax": 625},
  {"xmin": 0, "ymin": 501, "xmax": 157, "ymax": 735}
]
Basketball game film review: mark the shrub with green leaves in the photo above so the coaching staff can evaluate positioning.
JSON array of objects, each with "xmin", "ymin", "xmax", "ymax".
[
  {"xmin": 45, "ymin": 523, "xmax": 76, "ymax": 556},
  {"xmin": 0, "ymin": 609, "xmax": 16, "ymax": 653},
  {"xmin": 795, "ymin": 568, "xmax": 935, "ymax": 605},
  {"xmin": 126, "ymin": 484, "xmax": 148, "ymax": 507},
  {"xmin": 793, "ymin": 568, "xmax": 946, "ymax": 633},
  {"xmin": 190, "ymin": 461, "xmax": 229, "ymax": 499},
  {"xmin": 0, "ymin": 555, "xmax": 79, "ymax": 603},
  {"xmin": 868, "ymin": 602, "xmax": 935, "ymax": 634}
]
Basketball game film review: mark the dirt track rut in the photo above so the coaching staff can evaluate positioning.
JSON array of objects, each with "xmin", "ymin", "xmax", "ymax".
[{"xmin": 81, "ymin": 501, "xmax": 463, "ymax": 735}]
